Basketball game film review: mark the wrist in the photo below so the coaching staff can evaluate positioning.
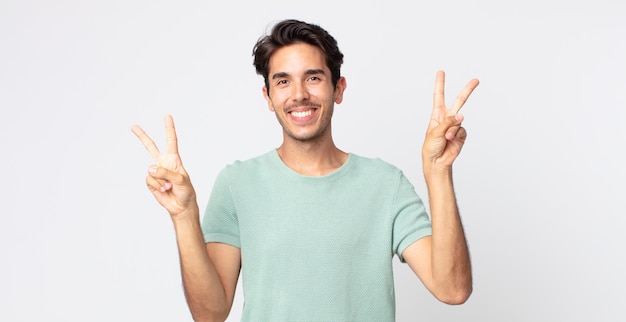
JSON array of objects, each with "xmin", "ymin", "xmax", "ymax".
[
  {"xmin": 423, "ymin": 163, "xmax": 454, "ymax": 184},
  {"xmin": 171, "ymin": 204, "xmax": 201, "ymax": 226}
]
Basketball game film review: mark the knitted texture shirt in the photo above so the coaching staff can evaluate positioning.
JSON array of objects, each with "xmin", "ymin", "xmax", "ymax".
[{"xmin": 202, "ymin": 150, "xmax": 432, "ymax": 321}]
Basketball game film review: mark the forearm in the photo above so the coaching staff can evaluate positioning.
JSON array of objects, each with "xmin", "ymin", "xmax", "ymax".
[
  {"xmin": 424, "ymin": 168, "xmax": 472, "ymax": 303},
  {"xmin": 172, "ymin": 207, "xmax": 231, "ymax": 321}
]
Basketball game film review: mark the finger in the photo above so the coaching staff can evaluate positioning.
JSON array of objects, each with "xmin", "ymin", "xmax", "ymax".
[
  {"xmin": 450, "ymin": 78, "xmax": 479, "ymax": 115},
  {"xmin": 164, "ymin": 115, "xmax": 179, "ymax": 155},
  {"xmin": 449, "ymin": 127, "xmax": 467, "ymax": 155},
  {"xmin": 435, "ymin": 114, "xmax": 464, "ymax": 138},
  {"xmin": 148, "ymin": 165, "xmax": 185, "ymax": 188},
  {"xmin": 146, "ymin": 175, "xmax": 171, "ymax": 193},
  {"xmin": 433, "ymin": 70, "xmax": 446, "ymax": 111},
  {"xmin": 444, "ymin": 114, "xmax": 463, "ymax": 140},
  {"xmin": 445, "ymin": 126, "xmax": 461, "ymax": 140},
  {"xmin": 148, "ymin": 166, "xmax": 174, "ymax": 192},
  {"xmin": 131, "ymin": 124, "xmax": 162, "ymax": 161},
  {"xmin": 445, "ymin": 124, "xmax": 469, "ymax": 141},
  {"xmin": 456, "ymin": 127, "xmax": 467, "ymax": 142}
]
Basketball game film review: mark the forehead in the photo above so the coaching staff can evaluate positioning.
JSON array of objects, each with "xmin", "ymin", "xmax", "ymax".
[{"xmin": 268, "ymin": 42, "xmax": 328, "ymax": 75}]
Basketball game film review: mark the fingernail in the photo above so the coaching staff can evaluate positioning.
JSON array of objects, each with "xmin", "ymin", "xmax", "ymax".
[
  {"xmin": 149, "ymin": 166, "xmax": 157, "ymax": 174},
  {"xmin": 455, "ymin": 114, "xmax": 463, "ymax": 122}
]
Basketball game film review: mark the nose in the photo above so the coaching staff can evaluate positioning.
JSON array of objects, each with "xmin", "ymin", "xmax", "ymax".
[{"xmin": 292, "ymin": 81, "xmax": 310, "ymax": 101}]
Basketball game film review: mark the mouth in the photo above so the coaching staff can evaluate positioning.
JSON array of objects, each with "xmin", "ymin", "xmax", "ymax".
[
  {"xmin": 287, "ymin": 104, "xmax": 319, "ymax": 122},
  {"xmin": 290, "ymin": 109, "xmax": 314, "ymax": 118}
]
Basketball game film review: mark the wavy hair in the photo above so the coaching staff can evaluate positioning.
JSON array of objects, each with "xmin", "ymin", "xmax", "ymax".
[{"xmin": 252, "ymin": 19, "xmax": 344, "ymax": 90}]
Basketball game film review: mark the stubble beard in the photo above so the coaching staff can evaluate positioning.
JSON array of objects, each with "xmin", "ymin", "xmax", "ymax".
[{"xmin": 275, "ymin": 100, "xmax": 333, "ymax": 144}]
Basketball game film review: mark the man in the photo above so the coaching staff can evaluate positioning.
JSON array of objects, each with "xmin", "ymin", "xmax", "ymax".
[{"xmin": 132, "ymin": 19, "xmax": 478, "ymax": 321}]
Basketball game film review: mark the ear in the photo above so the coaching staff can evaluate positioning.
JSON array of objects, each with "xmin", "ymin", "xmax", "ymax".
[
  {"xmin": 333, "ymin": 77, "xmax": 347, "ymax": 104},
  {"xmin": 262, "ymin": 86, "xmax": 275, "ymax": 112}
]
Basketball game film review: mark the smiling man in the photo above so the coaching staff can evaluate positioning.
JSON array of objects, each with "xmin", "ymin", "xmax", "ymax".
[
  {"xmin": 132, "ymin": 19, "xmax": 478, "ymax": 321},
  {"xmin": 262, "ymin": 41, "xmax": 347, "ymax": 175}
]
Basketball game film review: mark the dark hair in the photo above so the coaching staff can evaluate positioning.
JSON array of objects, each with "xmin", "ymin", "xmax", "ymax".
[{"xmin": 253, "ymin": 19, "xmax": 344, "ymax": 90}]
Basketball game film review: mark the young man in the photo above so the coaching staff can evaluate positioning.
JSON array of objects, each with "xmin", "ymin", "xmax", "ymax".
[{"xmin": 132, "ymin": 19, "xmax": 478, "ymax": 321}]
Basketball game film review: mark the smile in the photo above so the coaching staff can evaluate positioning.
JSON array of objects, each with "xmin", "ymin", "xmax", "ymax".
[{"xmin": 290, "ymin": 110, "xmax": 314, "ymax": 118}]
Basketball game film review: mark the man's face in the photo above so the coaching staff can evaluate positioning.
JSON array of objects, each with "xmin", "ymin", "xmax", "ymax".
[{"xmin": 263, "ymin": 42, "xmax": 346, "ymax": 143}]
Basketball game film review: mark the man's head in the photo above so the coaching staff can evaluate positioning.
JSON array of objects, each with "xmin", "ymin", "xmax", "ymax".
[
  {"xmin": 253, "ymin": 19, "xmax": 344, "ymax": 91},
  {"xmin": 253, "ymin": 20, "xmax": 347, "ymax": 144}
]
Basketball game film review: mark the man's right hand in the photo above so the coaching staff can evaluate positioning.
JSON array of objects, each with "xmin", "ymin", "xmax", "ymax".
[{"xmin": 131, "ymin": 115, "xmax": 197, "ymax": 218}]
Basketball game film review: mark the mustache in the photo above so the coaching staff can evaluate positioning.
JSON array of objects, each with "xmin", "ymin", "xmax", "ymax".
[{"xmin": 285, "ymin": 101, "xmax": 321, "ymax": 111}]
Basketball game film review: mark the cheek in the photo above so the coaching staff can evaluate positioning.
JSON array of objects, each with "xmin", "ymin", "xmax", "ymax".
[
  {"xmin": 308, "ymin": 87, "xmax": 331, "ymax": 102},
  {"xmin": 271, "ymin": 90, "xmax": 292, "ymax": 106}
]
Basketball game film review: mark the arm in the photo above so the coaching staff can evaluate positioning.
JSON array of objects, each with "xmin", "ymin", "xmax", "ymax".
[
  {"xmin": 174, "ymin": 210, "xmax": 241, "ymax": 322},
  {"xmin": 403, "ymin": 71, "xmax": 478, "ymax": 305},
  {"xmin": 131, "ymin": 115, "xmax": 240, "ymax": 321}
]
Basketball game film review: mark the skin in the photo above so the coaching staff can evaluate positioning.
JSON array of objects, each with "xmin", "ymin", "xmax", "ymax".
[
  {"xmin": 262, "ymin": 42, "xmax": 348, "ymax": 176},
  {"xmin": 131, "ymin": 42, "xmax": 478, "ymax": 320},
  {"xmin": 131, "ymin": 118, "xmax": 240, "ymax": 322},
  {"xmin": 403, "ymin": 70, "xmax": 479, "ymax": 304}
]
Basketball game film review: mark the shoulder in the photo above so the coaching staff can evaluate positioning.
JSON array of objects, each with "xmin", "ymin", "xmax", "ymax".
[
  {"xmin": 223, "ymin": 150, "xmax": 276, "ymax": 170},
  {"xmin": 348, "ymin": 153, "xmax": 403, "ymax": 176},
  {"xmin": 343, "ymin": 153, "xmax": 409, "ymax": 189},
  {"xmin": 217, "ymin": 150, "xmax": 280, "ymax": 183}
]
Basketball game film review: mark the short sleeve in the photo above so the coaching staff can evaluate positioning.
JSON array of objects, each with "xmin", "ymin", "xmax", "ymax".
[
  {"xmin": 391, "ymin": 172, "xmax": 432, "ymax": 262},
  {"xmin": 201, "ymin": 166, "xmax": 241, "ymax": 248}
]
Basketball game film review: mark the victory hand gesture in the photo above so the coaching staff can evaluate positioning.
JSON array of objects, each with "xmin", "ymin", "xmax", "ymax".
[
  {"xmin": 422, "ymin": 71, "xmax": 479, "ymax": 171},
  {"xmin": 131, "ymin": 115, "xmax": 197, "ymax": 218}
]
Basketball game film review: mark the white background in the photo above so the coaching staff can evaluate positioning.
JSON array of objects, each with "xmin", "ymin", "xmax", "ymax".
[{"xmin": 1, "ymin": 1, "xmax": 625, "ymax": 321}]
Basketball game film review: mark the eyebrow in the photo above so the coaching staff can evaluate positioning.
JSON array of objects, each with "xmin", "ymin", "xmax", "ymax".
[
  {"xmin": 304, "ymin": 69, "xmax": 325, "ymax": 76},
  {"xmin": 271, "ymin": 69, "xmax": 326, "ymax": 80}
]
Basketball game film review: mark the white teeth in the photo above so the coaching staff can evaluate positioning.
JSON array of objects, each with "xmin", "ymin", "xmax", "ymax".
[{"xmin": 291, "ymin": 110, "xmax": 313, "ymax": 118}]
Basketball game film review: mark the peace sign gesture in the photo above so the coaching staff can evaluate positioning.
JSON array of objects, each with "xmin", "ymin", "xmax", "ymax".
[
  {"xmin": 131, "ymin": 115, "xmax": 197, "ymax": 218},
  {"xmin": 422, "ymin": 70, "xmax": 479, "ymax": 172}
]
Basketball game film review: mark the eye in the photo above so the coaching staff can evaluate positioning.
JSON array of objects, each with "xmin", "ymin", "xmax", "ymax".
[
  {"xmin": 308, "ymin": 76, "xmax": 321, "ymax": 82},
  {"xmin": 276, "ymin": 79, "xmax": 288, "ymax": 85}
]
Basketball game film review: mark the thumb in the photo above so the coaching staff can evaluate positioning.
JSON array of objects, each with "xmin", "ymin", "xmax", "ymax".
[
  {"xmin": 438, "ymin": 114, "xmax": 463, "ymax": 139},
  {"xmin": 148, "ymin": 165, "xmax": 186, "ymax": 188}
]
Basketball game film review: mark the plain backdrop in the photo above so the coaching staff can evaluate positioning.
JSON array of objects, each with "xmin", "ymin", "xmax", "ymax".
[{"xmin": 1, "ymin": 1, "xmax": 625, "ymax": 321}]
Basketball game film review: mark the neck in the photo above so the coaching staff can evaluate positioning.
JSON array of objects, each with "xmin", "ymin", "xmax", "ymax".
[{"xmin": 277, "ymin": 135, "xmax": 348, "ymax": 176}]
